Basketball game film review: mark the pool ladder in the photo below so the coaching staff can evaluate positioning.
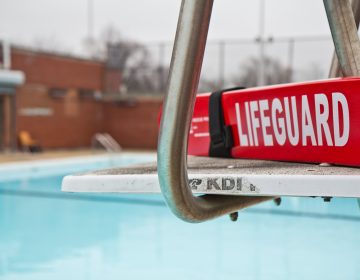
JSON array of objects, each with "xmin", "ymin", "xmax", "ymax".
[
  {"xmin": 92, "ymin": 133, "xmax": 122, "ymax": 152},
  {"xmin": 157, "ymin": 0, "xmax": 360, "ymax": 222}
]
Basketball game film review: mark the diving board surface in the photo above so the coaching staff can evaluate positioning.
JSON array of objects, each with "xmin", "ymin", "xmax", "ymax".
[{"xmin": 62, "ymin": 156, "xmax": 360, "ymax": 198}]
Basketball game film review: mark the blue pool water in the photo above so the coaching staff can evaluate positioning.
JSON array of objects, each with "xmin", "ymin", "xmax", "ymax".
[{"xmin": 1, "ymin": 153, "xmax": 360, "ymax": 280}]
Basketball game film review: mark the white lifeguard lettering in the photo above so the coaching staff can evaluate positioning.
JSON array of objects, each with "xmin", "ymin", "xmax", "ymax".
[
  {"xmin": 272, "ymin": 98, "xmax": 286, "ymax": 145},
  {"xmin": 232, "ymin": 91, "xmax": 350, "ymax": 149},
  {"xmin": 332, "ymin": 92, "xmax": 350, "ymax": 146},
  {"xmin": 284, "ymin": 97, "xmax": 299, "ymax": 146},
  {"xmin": 235, "ymin": 103, "xmax": 248, "ymax": 146},
  {"xmin": 302, "ymin": 95, "xmax": 317, "ymax": 146},
  {"xmin": 314, "ymin": 94, "xmax": 333, "ymax": 146},
  {"xmin": 250, "ymin": 101, "xmax": 260, "ymax": 146},
  {"xmin": 259, "ymin": 100, "xmax": 273, "ymax": 146},
  {"xmin": 245, "ymin": 102, "xmax": 254, "ymax": 146}
]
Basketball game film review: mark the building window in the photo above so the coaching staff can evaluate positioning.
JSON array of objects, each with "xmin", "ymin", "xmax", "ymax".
[
  {"xmin": 78, "ymin": 89, "xmax": 95, "ymax": 100},
  {"xmin": 49, "ymin": 88, "xmax": 67, "ymax": 99}
]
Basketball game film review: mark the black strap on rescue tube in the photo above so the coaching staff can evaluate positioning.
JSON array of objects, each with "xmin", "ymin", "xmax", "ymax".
[{"xmin": 208, "ymin": 87, "xmax": 245, "ymax": 158}]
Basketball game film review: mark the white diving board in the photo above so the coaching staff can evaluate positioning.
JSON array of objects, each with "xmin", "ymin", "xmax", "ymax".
[{"xmin": 62, "ymin": 156, "xmax": 360, "ymax": 198}]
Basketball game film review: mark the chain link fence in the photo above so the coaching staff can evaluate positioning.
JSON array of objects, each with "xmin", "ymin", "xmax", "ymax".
[{"xmin": 124, "ymin": 36, "xmax": 335, "ymax": 95}]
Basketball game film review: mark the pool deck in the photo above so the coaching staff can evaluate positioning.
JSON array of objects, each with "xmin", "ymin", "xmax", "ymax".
[{"xmin": 0, "ymin": 149, "xmax": 155, "ymax": 164}]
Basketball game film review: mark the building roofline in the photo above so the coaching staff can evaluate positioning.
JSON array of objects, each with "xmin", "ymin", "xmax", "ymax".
[{"xmin": 10, "ymin": 44, "xmax": 105, "ymax": 65}]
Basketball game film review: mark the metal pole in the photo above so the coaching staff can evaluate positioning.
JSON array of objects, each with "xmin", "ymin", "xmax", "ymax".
[
  {"xmin": 325, "ymin": 0, "xmax": 360, "ymax": 77},
  {"xmin": 88, "ymin": 0, "xmax": 94, "ymax": 40},
  {"xmin": 218, "ymin": 41, "xmax": 225, "ymax": 88},
  {"xmin": 158, "ymin": 0, "xmax": 270, "ymax": 223},
  {"xmin": 287, "ymin": 38, "xmax": 295, "ymax": 82},
  {"xmin": 2, "ymin": 41, "xmax": 11, "ymax": 70},
  {"xmin": 158, "ymin": 43, "xmax": 166, "ymax": 93},
  {"xmin": 329, "ymin": 0, "xmax": 360, "ymax": 77},
  {"xmin": 11, "ymin": 95, "xmax": 16, "ymax": 151},
  {"xmin": 257, "ymin": 0, "xmax": 266, "ymax": 86}
]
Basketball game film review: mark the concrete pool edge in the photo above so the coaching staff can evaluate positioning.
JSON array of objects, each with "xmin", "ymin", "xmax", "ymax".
[{"xmin": 0, "ymin": 152, "xmax": 156, "ymax": 182}]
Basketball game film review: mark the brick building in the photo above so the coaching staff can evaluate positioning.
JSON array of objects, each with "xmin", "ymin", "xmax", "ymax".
[{"xmin": 0, "ymin": 46, "xmax": 162, "ymax": 151}]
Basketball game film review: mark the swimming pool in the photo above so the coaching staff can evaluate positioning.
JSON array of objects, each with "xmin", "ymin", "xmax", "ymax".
[{"xmin": 1, "ymin": 153, "xmax": 360, "ymax": 280}]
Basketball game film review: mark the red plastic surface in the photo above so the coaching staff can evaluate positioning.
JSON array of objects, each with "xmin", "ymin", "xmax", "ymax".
[{"xmin": 187, "ymin": 78, "xmax": 360, "ymax": 167}]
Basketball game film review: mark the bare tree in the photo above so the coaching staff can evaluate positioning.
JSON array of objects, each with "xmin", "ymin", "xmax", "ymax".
[
  {"xmin": 233, "ymin": 56, "xmax": 291, "ymax": 88},
  {"xmin": 84, "ymin": 25, "xmax": 134, "ymax": 62},
  {"xmin": 198, "ymin": 78, "xmax": 223, "ymax": 93},
  {"xmin": 301, "ymin": 62, "xmax": 325, "ymax": 81},
  {"xmin": 86, "ymin": 25, "xmax": 167, "ymax": 95}
]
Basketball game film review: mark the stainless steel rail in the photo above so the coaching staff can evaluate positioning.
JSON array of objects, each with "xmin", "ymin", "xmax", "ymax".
[
  {"xmin": 158, "ymin": 0, "xmax": 360, "ymax": 223},
  {"xmin": 157, "ymin": 0, "xmax": 271, "ymax": 223},
  {"xmin": 325, "ymin": 0, "xmax": 360, "ymax": 77},
  {"xmin": 329, "ymin": 0, "xmax": 360, "ymax": 77}
]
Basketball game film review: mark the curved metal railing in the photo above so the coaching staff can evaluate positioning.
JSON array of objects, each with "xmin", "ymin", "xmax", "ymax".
[
  {"xmin": 157, "ymin": 0, "xmax": 271, "ymax": 223},
  {"xmin": 158, "ymin": 0, "xmax": 360, "ymax": 223}
]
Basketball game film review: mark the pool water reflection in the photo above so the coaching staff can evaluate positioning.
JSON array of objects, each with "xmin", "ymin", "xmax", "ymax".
[{"xmin": 1, "ymin": 161, "xmax": 360, "ymax": 279}]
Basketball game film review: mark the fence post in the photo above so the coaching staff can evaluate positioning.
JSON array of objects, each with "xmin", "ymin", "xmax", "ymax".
[{"xmin": 218, "ymin": 41, "xmax": 225, "ymax": 88}]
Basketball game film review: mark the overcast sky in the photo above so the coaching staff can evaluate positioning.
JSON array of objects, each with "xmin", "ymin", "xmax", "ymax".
[{"xmin": 0, "ymin": 0, "xmax": 332, "ymax": 55}]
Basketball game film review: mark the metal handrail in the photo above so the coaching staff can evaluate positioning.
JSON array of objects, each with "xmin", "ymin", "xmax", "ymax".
[
  {"xmin": 326, "ymin": 0, "xmax": 360, "ymax": 77},
  {"xmin": 329, "ymin": 0, "xmax": 360, "ymax": 77},
  {"xmin": 92, "ymin": 133, "xmax": 121, "ymax": 152},
  {"xmin": 158, "ymin": 0, "xmax": 360, "ymax": 223},
  {"xmin": 157, "ymin": 0, "xmax": 271, "ymax": 223}
]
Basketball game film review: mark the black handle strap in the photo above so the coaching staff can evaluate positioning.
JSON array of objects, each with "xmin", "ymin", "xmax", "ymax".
[{"xmin": 209, "ymin": 87, "xmax": 245, "ymax": 158}]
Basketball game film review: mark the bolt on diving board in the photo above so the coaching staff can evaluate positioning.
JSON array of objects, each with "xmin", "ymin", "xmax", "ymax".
[{"xmin": 62, "ymin": 156, "xmax": 360, "ymax": 198}]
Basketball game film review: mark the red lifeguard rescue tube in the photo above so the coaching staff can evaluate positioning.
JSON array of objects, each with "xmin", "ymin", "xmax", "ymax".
[{"xmin": 186, "ymin": 78, "xmax": 360, "ymax": 167}]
